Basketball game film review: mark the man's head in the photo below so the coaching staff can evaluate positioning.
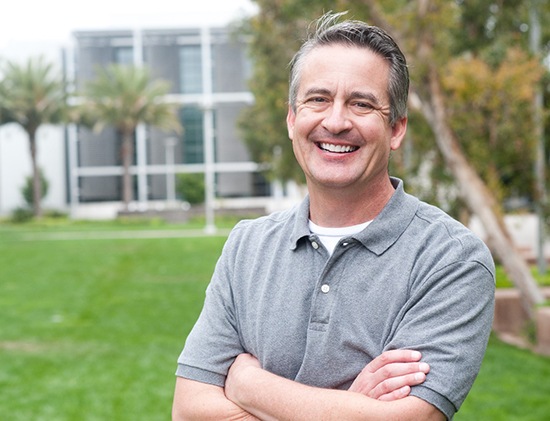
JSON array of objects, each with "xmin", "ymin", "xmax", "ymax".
[{"xmin": 289, "ymin": 12, "xmax": 409, "ymax": 127}]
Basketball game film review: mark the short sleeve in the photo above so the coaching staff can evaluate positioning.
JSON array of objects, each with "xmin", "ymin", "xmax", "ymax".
[
  {"xmin": 386, "ymin": 257, "xmax": 495, "ymax": 420},
  {"xmin": 175, "ymin": 228, "xmax": 246, "ymax": 387}
]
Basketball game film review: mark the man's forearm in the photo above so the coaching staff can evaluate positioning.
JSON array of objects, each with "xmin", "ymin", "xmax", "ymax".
[
  {"xmin": 172, "ymin": 377, "xmax": 260, "ymax": 421},
  {"xmin": 226, "ymin": 364, "xmax": 444, "ymax": 421}
]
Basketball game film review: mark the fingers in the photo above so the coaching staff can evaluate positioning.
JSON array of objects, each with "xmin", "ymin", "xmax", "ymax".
[
  {"xmin": 369, "ymin": 368, "xmax": 428, "ymax": 400},
  {"xmin": 348, "ymin": 350, "xmax": 430, "ymax": 400},
  {"xmin": 350, "ymin": 361, "xmax": 429, "ymax": 394},
  {"xmin": 366, "ymin": 350, "xmax": 422, "ymax": 373},
  {"xmin": 378, "ymin": 385, "xmax": 411, "ymax": 402}
]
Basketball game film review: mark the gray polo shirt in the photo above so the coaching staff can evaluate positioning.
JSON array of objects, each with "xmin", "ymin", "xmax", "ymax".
[{"xmin": 176, "ymin": 178, "xmax": 495, "ymax": 420}]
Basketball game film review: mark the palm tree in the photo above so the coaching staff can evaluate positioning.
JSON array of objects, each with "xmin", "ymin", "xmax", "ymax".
[
  {"xmin": 0, "ymin": 56, "xmax": 66, "ymax": 218},
  {"xmin": 82, "ymin": 64, "xmax": 182, "ymax": 209}
]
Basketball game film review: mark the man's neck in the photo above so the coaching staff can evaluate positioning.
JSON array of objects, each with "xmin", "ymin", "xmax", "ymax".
[{"xmin": 307, "ymin": 177, "xmax": 396, "ymax": 228}]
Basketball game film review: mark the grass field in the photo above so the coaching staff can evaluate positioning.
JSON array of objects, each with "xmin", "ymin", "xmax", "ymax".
[
  {"xmin": 1, "ymin": 218, "xmax": 550, "ymax": 420},
  {"xmin": 0, "ymin": 220, "xmax": 228, "ymax": 420}
]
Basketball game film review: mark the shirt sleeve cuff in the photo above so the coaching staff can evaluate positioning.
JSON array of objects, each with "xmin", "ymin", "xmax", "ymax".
[
  {"xmin": 410, "ymin": 385, "xmax": 457, "ymax": 420},
  {"xmin": 175, "ymin": 363, "xmax": 227, "ymax": 388}
]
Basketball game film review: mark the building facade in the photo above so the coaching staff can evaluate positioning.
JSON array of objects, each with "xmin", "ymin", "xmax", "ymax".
[{"xmin": 68, "ymin": 26, "xmax": 269, "ymax": 215}]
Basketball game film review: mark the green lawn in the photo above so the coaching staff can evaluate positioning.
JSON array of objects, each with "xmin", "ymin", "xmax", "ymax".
[
  {"xmin": 1, "ymin": 220, "xmax": 550, "ymax": 420},
  {"xmin": 456, "ymin": 336, "xmax": 550, "ymax": 420},
  {"xmin": 0, "ymin": 223, "xmax": 227, "ymax": 420}
]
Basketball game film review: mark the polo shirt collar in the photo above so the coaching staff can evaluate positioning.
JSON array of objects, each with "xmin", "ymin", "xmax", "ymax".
[
  {"xmin": 289, "ymin": 196, "xmax": 313, "ymax": 250},
  {"xmin": 289, "ymin": 177, "xmax": 419, "ymax": 254},
  {"xmin": 354, "ymin": 177, "xmax": 419, "ymax": 255}
]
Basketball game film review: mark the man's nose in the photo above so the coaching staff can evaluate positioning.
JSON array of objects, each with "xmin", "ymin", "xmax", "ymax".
[{"xmin": 321, "ymin": 102, "xmax": 353, "ymax": 133}]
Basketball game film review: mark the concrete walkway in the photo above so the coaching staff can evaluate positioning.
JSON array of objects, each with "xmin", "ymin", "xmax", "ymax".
[{"xmin": 13, "ymin": 228, "xmax": 232, "ymax": 242}]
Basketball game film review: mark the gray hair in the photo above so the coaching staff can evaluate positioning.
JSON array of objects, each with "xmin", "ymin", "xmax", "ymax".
[{"xmin": 288, "ymin": 12, "xmax": 409, "ymax": 126}]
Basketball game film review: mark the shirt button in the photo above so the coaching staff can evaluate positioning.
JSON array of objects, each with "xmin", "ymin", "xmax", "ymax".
[
  {"xmin": 311, "ymin": 241, "xmax": 319, "ymax": 249},
  {"xmin": 321, "ymin": 284, "xmax": 330, "ymax": 293}
]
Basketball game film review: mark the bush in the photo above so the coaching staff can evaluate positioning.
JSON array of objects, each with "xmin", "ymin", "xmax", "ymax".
[
  {"xmin": 176, "ymin": 173, "xmax": 205, "ymax": 204},
  {"xmin": 22, "ymin": 169, "xmax": 49, "ymax": 207},
  {"xmin": 10, "ymin": 207, "xmax": 34, "ymax": 223},
  {"xmin": 44, "ymin": 209, "xmax": 68, "ymax": 219}
]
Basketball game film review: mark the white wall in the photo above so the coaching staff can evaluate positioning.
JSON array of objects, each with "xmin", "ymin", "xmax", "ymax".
[
  {"xmin": 470, "ymin": 213, "xmax": 550, "ymax": 260},
  {"xmin": 0, "ymin": 123, "xmax": 67, "ymax": 216}
]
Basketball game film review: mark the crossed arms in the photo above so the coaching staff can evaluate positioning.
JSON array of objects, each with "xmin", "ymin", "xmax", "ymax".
[{"xmin": 172, "ymin": 350, "xmax": 445, "ymax": 421}]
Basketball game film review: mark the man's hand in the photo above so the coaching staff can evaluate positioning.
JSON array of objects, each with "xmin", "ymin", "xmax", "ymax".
[
  {"xmin": 225, "ymin": 353, "xmax": 261, "ymax": 405},
  {"xmin": 349, "ymin": 350, "xmax": 430, "ymax": 401}
]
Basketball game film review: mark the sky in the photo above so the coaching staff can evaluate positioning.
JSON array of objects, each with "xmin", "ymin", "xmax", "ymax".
[{"xmin": 0, "ymin": 0, "xmax": 257, "ymax": 61}]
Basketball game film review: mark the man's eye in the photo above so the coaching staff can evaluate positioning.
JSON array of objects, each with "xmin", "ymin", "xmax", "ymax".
[
  {"xmin": 307, "ymin": 97, "xmax": 328, "ymax": 103},
  {"xmin": 354, "ymin": 102, "xmax": 374, "ymax": 109}
]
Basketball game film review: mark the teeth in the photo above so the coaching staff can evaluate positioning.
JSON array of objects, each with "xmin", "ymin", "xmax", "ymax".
[{"xmin": 319, "ymin": 143, "xmax": 358, "ymax": 153}]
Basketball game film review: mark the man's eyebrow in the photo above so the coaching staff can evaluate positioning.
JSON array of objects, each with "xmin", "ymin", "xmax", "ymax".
[
  {"xmin": 302, "ymin": 87, "xmax": 332, "ymax": 97},
  {"xmin": 349, "ymin": 91, "xmax": 382, "ymax": 105}
]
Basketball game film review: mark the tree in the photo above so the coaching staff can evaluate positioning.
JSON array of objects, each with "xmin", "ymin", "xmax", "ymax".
[
  {"xmin": 0, "ymin": 56, "xmax": 66, "ymax": 218},
  {"xmin": 81, "ymin": 64, "xmax": 182, "ymax": 209},
  {"xmin": 356, "ymin": 0, "xmax": 545, "ymax": 316},
  {"xmin": 241, "ymin": 0, "xmax": 547, "ymax": 317},
  {"xmin": 438, "ymin": 49, "xmax": 542, "ymax": 204}
]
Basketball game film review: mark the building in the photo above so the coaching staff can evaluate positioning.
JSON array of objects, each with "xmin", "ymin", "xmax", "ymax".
[
  {"xmin": 0, "ymin": 36, "xmax": 69, "ymax": 217},
  {"xmin": 66, "ymin": 25, "xmax": 271, "ymax": 219},
  {"xmin": 0, "ymin": 25, "xmax": 303, "ymax": 220}
]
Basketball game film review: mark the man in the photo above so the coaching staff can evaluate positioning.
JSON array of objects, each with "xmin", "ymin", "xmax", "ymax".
[{"xmin": 173, "ymin": 12, "xmax": 495, "ymax": 421}]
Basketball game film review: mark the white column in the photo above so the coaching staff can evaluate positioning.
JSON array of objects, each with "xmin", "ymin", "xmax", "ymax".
[
  {"xmin": 65, "ymin": 43, "xmax": 79, "ymax": 217},
  {"xmin": 136, "ymin": 124, "xmax": 148, "ymax": 206},
  {"xmin": 133, "ymin": 28, "xmax": 148, "ymax": 207},
  {"xmin": 165, "ymin": 137, "xmax": 177, "ymax": 206},
  {"xmin": 201, "ymin": 26, "xmax": 216, "ymax": 233},
  {"xmin": 67, "ymin": 124, "xmax": 79, "ymax": 217}
]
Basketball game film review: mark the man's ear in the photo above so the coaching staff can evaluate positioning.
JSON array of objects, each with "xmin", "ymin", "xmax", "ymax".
[
  {"xmin": 286, "ymin": 106, "xmax": 296, "ymax": 140},
  {"xmin": 390, "ymin": 116, "xmax": 407, "ymax": 151}
]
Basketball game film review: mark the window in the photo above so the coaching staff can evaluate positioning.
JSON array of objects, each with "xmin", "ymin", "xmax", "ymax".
[
  {"xmin": 114, "ymin": 47, "xmax": 133, "ymax": 65},
  {"xmin": 179, "ymin": 46, "xmax": 202, "ymax": 94},
  {"xmin": 181, "ymin": 107, "xmax": 204, "ymax": 163}
]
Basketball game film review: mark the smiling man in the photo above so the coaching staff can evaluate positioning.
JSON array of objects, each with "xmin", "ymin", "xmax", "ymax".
[{"xmin": 172, "ymin": 12, "xmax": 495, "ymax": 421}]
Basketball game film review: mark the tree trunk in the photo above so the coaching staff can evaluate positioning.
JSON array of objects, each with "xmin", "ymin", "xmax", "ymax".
[
  {"xmin": 28, "ymin": 128, "xmax": 42, "ymax": 218},
  {"xmin": 121, "ymin": 131, "xmax": 134, "ymax": 210}
]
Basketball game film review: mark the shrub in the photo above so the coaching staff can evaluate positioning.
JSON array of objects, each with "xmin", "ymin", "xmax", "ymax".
[
  {"xmin": 10, "ymin": 207, "xmax": 34, "ymax": 223},
  {"xmin": 22, "ymin": 169, "xmax": 49, "ymax": 207},
  {"xmin": 176, "ymin": 173, "xmax": 205, "ymax": 204}
]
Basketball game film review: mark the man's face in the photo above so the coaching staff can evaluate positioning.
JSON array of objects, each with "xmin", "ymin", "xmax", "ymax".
[{"xmin": 287, "ymin": 44, "xmax": 406, "ymax": 193}]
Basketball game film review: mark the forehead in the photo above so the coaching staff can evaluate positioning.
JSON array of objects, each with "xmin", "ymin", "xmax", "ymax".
[{"xmin": 298, "ymin": 44, "xmax": 390, "ymax": 98}]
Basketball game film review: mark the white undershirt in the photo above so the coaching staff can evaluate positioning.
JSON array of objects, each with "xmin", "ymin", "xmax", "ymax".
[{"xmin": 308, "ymin": 219, "xmax": 372, "ymax": 255}]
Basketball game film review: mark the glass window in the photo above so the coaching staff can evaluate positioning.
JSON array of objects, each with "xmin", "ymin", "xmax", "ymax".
[
  {"xmin": 179, "ymin": 46, "xmax": 202, "ymax": 94},
  {"xmin": 181, "ymin": 107, "xmax": 204, "ymax": 163},
  {"xmin": 115, "ymin": 47, "xmax": 134, "ymax": 65}
]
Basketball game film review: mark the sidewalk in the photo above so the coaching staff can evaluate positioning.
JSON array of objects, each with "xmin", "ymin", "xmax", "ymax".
[{"xmin": 13, "ymin": 228, "xmax": 232, "ymax": 242}]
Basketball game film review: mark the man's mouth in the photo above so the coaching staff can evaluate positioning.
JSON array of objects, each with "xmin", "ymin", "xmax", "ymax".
[{"xmin": 317, "ymin": 142, "xmax": 359, "ymax": 153}]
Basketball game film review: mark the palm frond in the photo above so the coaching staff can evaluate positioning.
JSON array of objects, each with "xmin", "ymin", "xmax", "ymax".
[
  {"xmin": 0, "ymin": 56, "xmax": 67, "ymax": 132},
  {"xmin": 82, "ymin": 64, "xmax": 182, "ymax": 134}
]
